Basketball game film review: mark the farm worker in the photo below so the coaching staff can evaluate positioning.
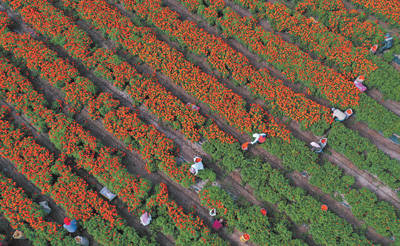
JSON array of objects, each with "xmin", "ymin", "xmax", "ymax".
[
  {"xmin": 379, "ymin": 33, "xmax": 393, "ymax": 53},
  {"xmin": 321, "ymin": 204, "xmax": 328, "ymax": 211},
  {"xmin": 12, "ymin": 230, "xmax": 25, "ymax": 240},
  {"xmin": 309, "ymin": 16, "xmax": 318, "ymax": 23},
  {"xmin": 260, "ymin": 208, "xmax": 267, "ymax": 216},
  {"xmin": 370, "ymin": 44, "xmax": 378, "ymax": 54},
  {"xmin": 385, "ymin": 33, "xmax": 393, "ymax": 46},
  {"xmin": 74, "ymin": 236, "xmax": 89, "ymax": 246},
  {"xmin": 310, "ymin": 142, "xmax": 323, "ymax": 153},
  {"xmin": 394, "ymin": 54, "xmax": 400, "ymax": 65},
  {"xmin": 190, "ymin": 157, "xmax": 204, "ymax": 175},
  {"xmin": 186, "ymin": 102, "xmax": 200, "ymax": 111},
  {"xmin": 212, "ymin": 218, "xmax": 223, "ymax": 231},
  {"xmin": 319, "ymin": 138, "xmax": 327, "ymax": 147},
  {"xmin": 354, "ymin": 75, "xmax": 367, "ymax": 92},
  {"xmin": 240, "ymin": 233, "xmax": 250, "ymax": 242},
  {"xmin": 209, "ymin": 208, "xmax": 217, "ymax": 217},
  {"xmin": 354, "ymin": 75, "xmax": 365, "ymax": 84},
  {"xmin": 140, "ymin": 212, "xmax": 152, "ymax": 226},
  {"xmin": 332, "ymin": 108, "xmax": 353, "ymax": 122},
  {"xmin": 310, "ymin": 138, "xmax": 327, "ymax": 153},
  {"xmin": 63, "ymin": 217, "xmax": 78, "ymax": 233},
  {"xmin": 241, "ymin": 142, "xmax": 250, "ymax": 151},
  {"xmin": 39, "ymin": 201, "xmax": 51, "ymax": 215},
  {"xmin": 390, "ymin": 133, "xmax": 400, "ymax": 144},
  {"xmin": 250, "ymin": 133, "xmax": 267, "ymax": 145}
]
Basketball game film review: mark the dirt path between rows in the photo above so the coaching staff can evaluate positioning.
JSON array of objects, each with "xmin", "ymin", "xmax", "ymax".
[
  {"xmin": 163, "ymin": 0, "xmax": 400, "ymax": 161},
  {"xmin": 26, "ymin": 2, "xmax": 320, "ymax": 244},
  {"xmin": 6, "ymin": 0, "xmax": 396, "ymax": 244},
  {"xmin": 107, "ymin": 3, "xmax": 394, "ymax": 244},
  {"xmin": 222, "ymin": 0, "xmax": 400, "ymax": 151},
  {"xmin": 101, "ymin": 3, "xmax": 319, "ymax": 243},
  {"xmin": 4, "ymin": 10, "xmax": 250, "ymax": 244},
  {"xmin": 160, "ymin": 0, "xmax": 400, "ymax": 210},
  {"xmin": 0, "ymin": 102, "xmax": 98, "ymax": 246},
  {"xmin": 1, "ymin": 94, "xmax": 174, "ymax": 246},
  {"xmin": 0, "ymin": 12, "xmax": 176, "ymax": 243},
  {"xmin": 78, "ymin": 109, "xmax": 251, "ymax": 246},
  {"xmin": 267, "ymin": 0, "xmax": 400, "ymax": 115},
  {"xmin": 288, "ymin": 121, "xmax": 400, "ymax": 208},
  {"xmin": 0, "ymin": 158, "xmax": 97, "ymax": 246},
  {"xmin": 176, "ymin": 0, "xmax": 400, "ymax": 201},
  {"xmin": 136, "ymin": 0, "xmax": 393, "ymax": 242},
  {"xmin": 342, "ymin": 0, "xmax": 400, "ymax": 36},
  {"xmin": 368, "ymin": 89, "xmax": 400, "ymax": 117},
  {"xmin": 345, "ymin": 120, "xmax": 400, "ymax": 160}
]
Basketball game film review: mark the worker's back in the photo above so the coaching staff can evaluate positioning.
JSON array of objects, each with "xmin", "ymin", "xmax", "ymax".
[{"xmin": 333, "ymin": 109, "xmax": 346, "ymax": 121}]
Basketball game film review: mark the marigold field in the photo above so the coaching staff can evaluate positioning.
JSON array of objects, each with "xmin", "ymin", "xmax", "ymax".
[{"xmin": 0, "ymin": 0, "xmax": 399, "ymax": 245}]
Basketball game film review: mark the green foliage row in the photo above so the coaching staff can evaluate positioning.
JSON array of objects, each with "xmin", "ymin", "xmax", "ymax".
[
  {"xmin": 240, "ymin": 158, "xmax": 371, "ymax": 245},
  {"xmin": 172, "ymin": 1, "xmax": 400, "ymax": 242},
  {"xmin": 294, "ymin": 0, "xmax": 400, "ymax": 102},
  {"xmin": 0, "ymin": 113, "xmax": 153, "ymax": 246},
  {"xmin": 199, "ymin": 184, "xmax": 305, "ymax": 245},
  {"xmin": 0, "ymin": 174, "xmax": 76, "ymax": 246},
  {"xmin": 262, "ymin": 134, "xmax": 400, "ymax": 240},
  {"xmin": 144, "ymin": 184, "xmax": 228, "ymax": 246},
  {"xmin": 189, "ymin": 0, "xmax": 400, "ymax": 138},
  {"xmin": 328, "ymin": 122, "xmax": 400, "ymax": 190}
]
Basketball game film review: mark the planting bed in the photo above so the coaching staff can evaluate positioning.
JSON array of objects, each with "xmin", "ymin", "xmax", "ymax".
[{"xmin": 0, "ymin": 0, "xmax": 398, "ymax": 245}]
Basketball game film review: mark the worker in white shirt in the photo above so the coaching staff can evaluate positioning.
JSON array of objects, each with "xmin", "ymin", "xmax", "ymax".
[{"xmin": 332, "ymin": 108, "xmax": 353, "ymax": 122}]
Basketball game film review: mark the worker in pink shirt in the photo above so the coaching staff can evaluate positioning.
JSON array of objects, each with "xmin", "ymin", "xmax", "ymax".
[{"xmin": 212, "ymin": 218, "xmax": 224, "ymax": 231}]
